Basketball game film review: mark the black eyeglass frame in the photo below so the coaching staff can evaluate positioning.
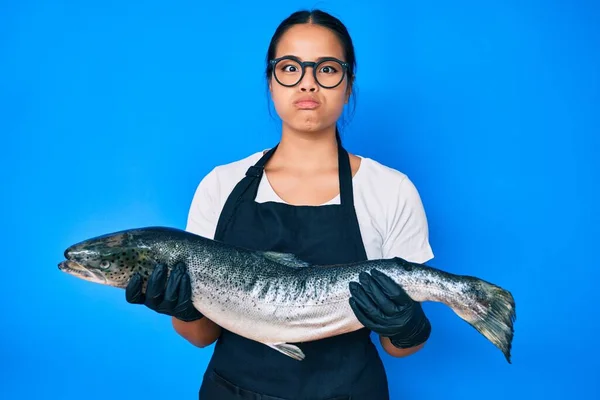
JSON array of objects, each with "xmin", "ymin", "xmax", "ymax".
[{"xmin": 269, "ymin": 55, "xmax": 350, "ymax": 89}]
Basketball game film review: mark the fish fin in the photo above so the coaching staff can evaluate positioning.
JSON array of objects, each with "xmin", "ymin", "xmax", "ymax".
[
  {"xmin": 458, "ymin": 278, "xmax": 517, "ymax": 364},
  {"xmin": 261, "ymin": 251, "xmax": 311, "ymax": 268},
  {"xmin": 266, "ymin": 343, "xmax": 305, "ymax": 361}
]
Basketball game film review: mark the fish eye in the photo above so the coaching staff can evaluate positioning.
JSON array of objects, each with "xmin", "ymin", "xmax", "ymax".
[{"xmin": 99, "ymin": 260, "xmax": 111, "ymax": 269}]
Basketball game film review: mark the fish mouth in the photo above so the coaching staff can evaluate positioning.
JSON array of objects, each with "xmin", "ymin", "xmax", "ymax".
[{"xmin": 58, "ymin": 260, "xmax": 107, "ymax": 285}]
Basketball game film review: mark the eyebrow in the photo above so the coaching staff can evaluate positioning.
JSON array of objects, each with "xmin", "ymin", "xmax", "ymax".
[{"xmin": 277, "ymin": 54, "xmax": 344, "ymax": 62}]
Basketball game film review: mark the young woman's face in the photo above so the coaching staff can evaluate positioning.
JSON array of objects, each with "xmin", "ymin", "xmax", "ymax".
[{"xmin": 269, "ymin": 24, "xmax": 352, "ymax": 135}]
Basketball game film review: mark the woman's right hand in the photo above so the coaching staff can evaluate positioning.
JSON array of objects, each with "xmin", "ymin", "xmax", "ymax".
[
  {"xmin": 125, "ymin": 262, "xmax": 204, "ymax": 322},
  {"xmin": 126, "ymin": 261, "xmax": 221, "ymax": 347}
]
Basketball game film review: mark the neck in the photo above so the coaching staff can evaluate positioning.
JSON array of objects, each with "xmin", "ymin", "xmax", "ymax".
[{"xmin": 269, "ymin": 125, "xmax": 340, "ymax": 170}]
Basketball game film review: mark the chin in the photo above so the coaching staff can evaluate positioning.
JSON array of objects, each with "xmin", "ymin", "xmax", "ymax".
[
  {"xmin": 294, "ymin": 117, "xmax": 331, "ymax": 133},
  {"xmin": 294, "ymin": 125, "xmax": 326, "ymax": 135}
]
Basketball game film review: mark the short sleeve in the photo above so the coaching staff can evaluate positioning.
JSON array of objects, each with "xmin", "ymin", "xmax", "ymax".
[
  {"xmin": 381, "ymin": 176, "xmax": 434, "ymax": 264},
  {"xmin": 185, "ymin": 168, "xmax": 221, "ymax": 240}
]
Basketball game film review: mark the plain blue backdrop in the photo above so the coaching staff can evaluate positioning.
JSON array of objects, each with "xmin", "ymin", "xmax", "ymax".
[{"xmin": 2, "ymin": 0, "xmax": 599, "ymax": 399}]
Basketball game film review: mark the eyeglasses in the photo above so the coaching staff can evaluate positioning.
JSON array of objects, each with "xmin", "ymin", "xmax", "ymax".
[{"xmin": 270, "ymin": 55, "xmax": 349, "ymax": 89}]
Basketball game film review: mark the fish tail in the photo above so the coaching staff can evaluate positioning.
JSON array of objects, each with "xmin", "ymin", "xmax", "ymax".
[{"xmin": 461, "ymin": 277, "xmax": 516, "ymax": 363}]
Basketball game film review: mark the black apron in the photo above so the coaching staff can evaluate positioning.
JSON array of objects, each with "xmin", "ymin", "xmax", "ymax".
[{"xmin": 198, "ymin": 140, "xmax": 390, "ymax": 400}]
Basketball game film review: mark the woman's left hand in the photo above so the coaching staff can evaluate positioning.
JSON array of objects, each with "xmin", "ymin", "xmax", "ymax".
[{"xmin": 348, "ymin": 268, "xmax": 431, "ymax": 349}]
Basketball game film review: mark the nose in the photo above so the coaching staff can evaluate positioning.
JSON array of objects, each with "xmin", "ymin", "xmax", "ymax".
[{"xmin": 299, "ymin": 68, "xmax": 318, "ymax": 92}]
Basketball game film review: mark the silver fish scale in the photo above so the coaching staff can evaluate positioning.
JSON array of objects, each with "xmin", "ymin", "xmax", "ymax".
[
  {"xmin": 183, "ymin": 243, "xmax": 375, "ymax": 307},
  {"xmin": 381, "ymin": 262, "xmax": 475, "ymax": 305}
]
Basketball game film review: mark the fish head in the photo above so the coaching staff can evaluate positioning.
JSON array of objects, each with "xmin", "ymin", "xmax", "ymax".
[{"xmin": 58, "ymin": 228, "xmax": 163, "ymax": 289}]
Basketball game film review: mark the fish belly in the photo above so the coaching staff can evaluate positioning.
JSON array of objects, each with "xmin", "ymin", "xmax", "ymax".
[{"xmin": 190, "ymin": 283, "xmax": 363, "ymax": 344}]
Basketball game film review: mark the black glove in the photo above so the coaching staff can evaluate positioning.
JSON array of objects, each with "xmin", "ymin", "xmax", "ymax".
[
  {"xmin": 349, "ymin": 268, "xmax": 431, "ymax": 349},
  {"xmin": 126, "ymin": 262, "xmax": 204, "ymax": 322}
]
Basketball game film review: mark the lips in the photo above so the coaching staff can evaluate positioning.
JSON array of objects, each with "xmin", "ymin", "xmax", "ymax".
[{"xmin": 294, "ymin": 96, "xmax": 320, "ymax": 109}]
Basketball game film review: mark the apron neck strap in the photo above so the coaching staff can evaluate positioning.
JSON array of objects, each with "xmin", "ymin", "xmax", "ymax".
[{"xmin": 337, "ymin": 140, "xmax": 355, "ymax": 207}]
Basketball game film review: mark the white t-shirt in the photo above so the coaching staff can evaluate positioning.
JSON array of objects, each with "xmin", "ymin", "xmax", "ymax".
[{"xmin": 186, "ymin": 150, "xmax": 434, "ymax": 264}]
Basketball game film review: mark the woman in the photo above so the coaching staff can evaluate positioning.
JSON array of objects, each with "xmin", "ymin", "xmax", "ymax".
[{"xmin": 125, "ymin": 9, "xmax": 434, "ymax": 400}]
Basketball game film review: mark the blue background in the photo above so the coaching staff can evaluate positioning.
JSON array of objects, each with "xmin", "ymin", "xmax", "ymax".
[{"xmin": 2, "ymin": 1, "xmax": 598, "ymax": 399}]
